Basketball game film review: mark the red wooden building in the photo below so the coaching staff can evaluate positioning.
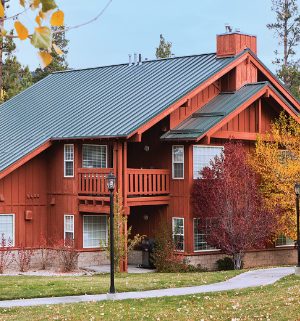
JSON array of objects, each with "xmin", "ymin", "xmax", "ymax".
[{"xmin": 0, "ymin": 31, "xmax": 299, "ymax": 270}]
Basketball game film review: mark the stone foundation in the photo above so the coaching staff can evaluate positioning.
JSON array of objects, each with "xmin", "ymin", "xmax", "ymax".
[
  {"xmin": 1, "ymin": 247, "xmax": 296, "ymax": 272},
  {"xmin": 186, "ymin": 247, "xmax": 297, "ymax": 270},
  {"xmin": 77, "ymin": 251, "xmax": 109, "ymax": 268}
]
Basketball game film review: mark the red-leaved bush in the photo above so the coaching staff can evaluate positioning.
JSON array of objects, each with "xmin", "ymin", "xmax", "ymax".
[
  {"xmin": 38, "ymin": 234, "xmax": 51, "ymax": 270},
  {"xmin": 192, "ymin": 142, "xmax": 280, "ymax": 269},
  {"xmin": 54, "ymin": 239, "xmax": 79, "ymax": 272},
  {"xmin": 0, "ymin": 234, "xmax": 14, "ymax": 274},
  {"xmin": 15, "ymin": 245, "xmax": 34, "ymax": 272}
]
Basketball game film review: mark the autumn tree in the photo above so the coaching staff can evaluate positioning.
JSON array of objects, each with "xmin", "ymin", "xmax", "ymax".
[
  {"xmin": 250, "ymin": 112, "xmax": 300, "ymax": 240},
  {"xmin": 192, "ymin": 142, "xmax": 279, "ymax": 270},
  {"xmin": 156, "ymin": 34, "xmax": 173, "ymax": 59},
  {"xmin": 267, "ymin": 0, "xmax": 300, "ymax": 98}
]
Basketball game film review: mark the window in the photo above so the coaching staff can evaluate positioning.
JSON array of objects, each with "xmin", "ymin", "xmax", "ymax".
[
  {"xmin": 275, "ymin": 234, "xmax": 295, "ymax": 247},
  {"xmin": 0, "ymin": 214, "xmax": 14, "ymax": 246},
  {"xmin": 83, "ymin": 215, "xmax": 107, "ymax": 248},
  {"xmin": 64, "ymin": 144, "xmax": 74, "ymax": 177},
  {"xmin": 278, "ymin": 150, "xmax": 297, "ymax": 165},
  {"xmin": 64, "ymin": 215, "xmax": 74, "ymax": 242},
  {"xmin": 193, "ymin": 146, "xmax": 223, "ymax": 179},
  {"xmin": 82, "ymin": 145, "xmax": 107, "ymax": 168},
  {"xmin": 172, "ymin": 145, "xmax": 184, "ymax": 179},
  {"xmin": 172, "ymin": 217, "xmax": 184, "ymax": 251},
  {"xmin": 194, "ymin": 218, "xmax": 216, "ymax": 251}
]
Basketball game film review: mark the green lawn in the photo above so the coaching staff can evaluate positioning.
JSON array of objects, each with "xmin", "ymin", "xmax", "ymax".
[
  {"xmin": 0, "ymin": 270, "xmax": 240, "ymax": 301},
  {"xmin": 0, "ymin": 275, "xmax": 299, "ymax": 321}
]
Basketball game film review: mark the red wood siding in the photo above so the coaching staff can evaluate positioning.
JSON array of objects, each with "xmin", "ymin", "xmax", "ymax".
[
  {"xmin": 0, "ymin": 152, "xmax": 48, "ymax": 248},
  {"xmin": 217, "ymin": 33, "xmax": 257, "ymax": 57},
  {"xmin": 170, "ymin": 82, "xmax": 220, "ymax": 128}
]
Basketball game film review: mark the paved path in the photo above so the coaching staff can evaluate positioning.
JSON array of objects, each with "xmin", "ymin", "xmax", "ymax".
[{"xmin": 0, "ymin": 267, "xmax": 294, "ymax": 308}]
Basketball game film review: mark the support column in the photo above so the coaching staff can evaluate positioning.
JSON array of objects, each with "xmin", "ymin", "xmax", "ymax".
[{"xmin": 122, "ymin": 142, "xmax": 128, "ymax": 272}]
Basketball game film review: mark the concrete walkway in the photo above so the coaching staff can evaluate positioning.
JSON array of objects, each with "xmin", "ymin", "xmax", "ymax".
[{"xmin": 0, "ymin": 267, "xmax": 294, "ymax": 308}]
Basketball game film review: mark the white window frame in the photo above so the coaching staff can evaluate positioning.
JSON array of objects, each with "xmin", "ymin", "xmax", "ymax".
[
  {"xmin": 172, "ymin": 145, "xmax": 184, "ymax": 179},
  {"xmin": 172, "ymin": 217, "xmax": 184, "ymax": 252},
  {"xmin": 275, "ymin": 234, "xmax": 295, "ymax": 247},
  {"xmin": 193, "ymin": 218, "xmax": 219, "ymax": 252},
  {"xmin": 0, "ymin": 214, "xmax": 15, "ymax": 247},
  {"xmin": 64, "ymin": 144, "xmax": 74, "ymax": 178},
  {"xmin": 82, "ymin": 144, "xmax": 108, "ymax": 168},
  {"xmin": 83, "ymin": 215, "xmax": 108, "ymax": 249},
  {"xmin": 193, "ymin": 145, "xmax": 223, "ymax": 179},
  {"xmin": 64, "ymin": 214, "xmax": 74, "ymax": 241}
]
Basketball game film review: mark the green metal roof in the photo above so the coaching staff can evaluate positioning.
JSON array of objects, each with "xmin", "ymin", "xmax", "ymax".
[
  {"xmin": 0, "ymin": 53, "xmax": 237, "ymax": 172},
  {"xmin": 161, "ymin": 82, "xmax": 296, "ymax": 141}
]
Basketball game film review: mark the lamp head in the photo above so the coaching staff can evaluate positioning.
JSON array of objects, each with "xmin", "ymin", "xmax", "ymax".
[{"xmin": 106, "ymin": 172, "xmax": 116, "ymax": 192}]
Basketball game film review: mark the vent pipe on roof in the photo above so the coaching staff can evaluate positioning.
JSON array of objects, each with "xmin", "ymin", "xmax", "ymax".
[
  {"xmin": 134, "ymin": 53, "xmax": 138, "ymax": 65},
  {"xmin": 138, "ymin": 54, "xmax": 142, "ymax": 65},
  {"xmin": 225, "ymin": 23, "xmax": 233, "ymax": 33},
  {"xmin": 128, "ymin": 54, "xmax": 132, "ymax": 66}
]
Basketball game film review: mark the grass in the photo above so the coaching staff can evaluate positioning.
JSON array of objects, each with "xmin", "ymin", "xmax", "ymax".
[
  {"xmin": 0, "ymin": 274, "xmax": 299, "ymax": 321},
  {"xmin": 0, "ymin": 270, "xmax": 241, "ymax": 301}
]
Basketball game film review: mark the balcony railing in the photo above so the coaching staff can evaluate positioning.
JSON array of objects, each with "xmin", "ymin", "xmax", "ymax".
[
  {"xmin": 127, "ymin": 169, "xmax": 170, "ymax": 196},
  {"xmin": 78, "ymin": 168, "xmax": 113, "ymax": 195},
  {"xmin": 78, "ymin": 168, "xmax": 170, "ymax": 197}
]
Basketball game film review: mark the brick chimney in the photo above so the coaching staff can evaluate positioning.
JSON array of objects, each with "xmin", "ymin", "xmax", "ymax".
[{"xmin": 216, "ymin": 32, "xmax": 257, "ymax": 57}]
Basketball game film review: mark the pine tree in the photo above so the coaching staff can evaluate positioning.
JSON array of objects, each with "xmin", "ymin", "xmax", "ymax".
[
  {"xmin": 267, "ymin": 0, "xmax": 300, "ymax": 98},
  {"xmin": 33, "ymin": 26, "xmax": 69, "ymax": 83},
  {"xmin": 155, "ymin": 34, "xmax": 173, "ymax": 59},
  {"xmin": 1, "ymin": 31, "xmax": 33, "ymax": 102}
]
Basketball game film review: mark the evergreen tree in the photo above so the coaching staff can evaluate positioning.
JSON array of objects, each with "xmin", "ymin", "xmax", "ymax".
[
  {"xmin": 267, "ymin": 0, "xmax": 300, "ymax": 98},
  {"xmin": 33, "ymin": 26, "xmax": 69, "ymax": 83},
  {"xmin": 155, "ymin": 34, "xmax": 173, "ymax": 59},
  {"xmin": 1, "ymin": 31, "xmax": 33, "ymax": 102}
]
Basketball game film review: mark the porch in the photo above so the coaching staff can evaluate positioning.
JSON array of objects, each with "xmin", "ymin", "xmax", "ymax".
[{"xmin": 77, "ymin": 168, "xmax": 170, "ymax": 212}]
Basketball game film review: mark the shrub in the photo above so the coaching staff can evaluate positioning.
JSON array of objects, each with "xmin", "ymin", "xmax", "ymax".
[
  {"xmin": 38, "ymin": 234, "xmax": 51, "ymax": 270},
  {"xmin": 0, "ymin": 234, "xmax": 14, "ymax": 274},
  {"xmin": 152, "ymin": 225, "xmax": 188, "ymax": 273},
  {"xmin": 216, "ymin": 257, "xmax": 235, "ymax": 271},
  {"xmin": 15, "ymin": 246, "xmax": 34, "ymax": 272},
  {"xmin": 55, "ymin": 239, "xmax": 79, "ymax": 272}
]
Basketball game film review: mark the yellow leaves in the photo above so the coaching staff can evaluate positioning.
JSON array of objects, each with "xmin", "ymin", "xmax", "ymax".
[
  {"xmin": 14, "ymin": 21, "xmax": 29, "ymax": 40},
  {"xmin": 0, "ymin": 2, "xmax": 4, "ymax": 18},
  {"xmin": 32, "ymin": 0, "xmax": 41, "ymax": 9},
  {"xmin": 53, "ymin": 43, "xmax": 63, "ymax": 55},
  {"xmin": 50, "ymin": 10, "xmax": 64, "ymax": 26},
  {"xmin": 20, "ymin": 0, "xmax": 26, "ymax": 7},
  {"xmin": 35, "ymin": 15, "xmax": 42, "ymax": 26},
  {"xmin": 38, "ymin": 51, "xmax": 52, "ymax": 68},
  {"xmin": 31, "ymin": 26, "xmax": 51, "ymax": 49}
]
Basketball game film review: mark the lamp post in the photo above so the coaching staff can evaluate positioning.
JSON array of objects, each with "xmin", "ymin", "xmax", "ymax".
[
  {"xmin": 294, "ymin": 182, "xmax": 300, "ymax": 274},
  {"xmin": 106, "ymin": 172, "xmax": 116, "ymax": 293}
]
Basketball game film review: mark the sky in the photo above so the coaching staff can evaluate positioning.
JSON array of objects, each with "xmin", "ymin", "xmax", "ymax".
[{"xmin": 8, "ymin": 0, "xmax": 281, "ymax": 71}]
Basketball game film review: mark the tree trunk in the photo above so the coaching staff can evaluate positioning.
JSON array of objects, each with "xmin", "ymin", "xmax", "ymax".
[
  {"xmin": 233, "ymin": 252, "xmax": 243, "ymax": 270},
  {"xmin": 0, "ymin": 0, "xmax": 4, "ymax": 97},
  {"xmin": 283, "ymin": 0, "xmax": 288, "ymax": 68}
]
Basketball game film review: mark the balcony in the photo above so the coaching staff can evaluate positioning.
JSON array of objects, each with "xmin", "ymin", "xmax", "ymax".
[{"xmin": 78, "ymin": 168, "xmax": 170, "ymax": 210}]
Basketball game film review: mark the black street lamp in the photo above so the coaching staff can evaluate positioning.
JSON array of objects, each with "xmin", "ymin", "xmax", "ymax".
[
  {"xmin": 294, "ymin": 183, "xmax": 300, "ymax": 273},
  {"xmin": 106, "ymin": 172, "xmax": 116, "ymax": 294}
]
